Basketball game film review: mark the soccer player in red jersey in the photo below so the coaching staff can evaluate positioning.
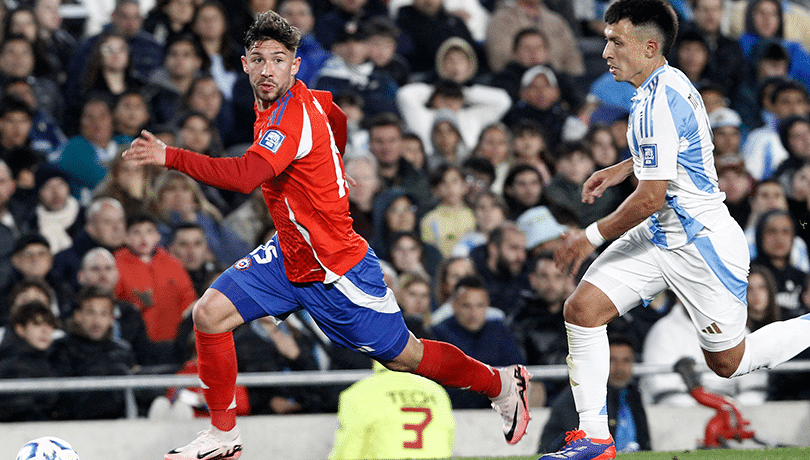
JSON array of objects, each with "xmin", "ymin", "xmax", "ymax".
[{"xmin": 125, "ymin": 11, "xmax": 530, "ymax": 460}]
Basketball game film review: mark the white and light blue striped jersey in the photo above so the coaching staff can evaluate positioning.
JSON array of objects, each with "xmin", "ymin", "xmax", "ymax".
[{"xmin": 627, "ymin": 63, "xmax": 736, "ymax": 249}]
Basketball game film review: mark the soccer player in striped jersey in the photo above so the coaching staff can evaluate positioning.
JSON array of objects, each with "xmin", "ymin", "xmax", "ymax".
[
  {"xmin": 547, "ymin": 1, "xmax": 810, "ymax": 459},
  {"xmin": 125, "ymin": 10, "xmax": 530, "ymax": 460}
]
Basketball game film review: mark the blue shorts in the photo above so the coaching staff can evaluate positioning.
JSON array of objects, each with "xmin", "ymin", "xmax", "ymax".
[{"xmin": 210, "ymin": 236, "xmax": 410, "ymax": 361}]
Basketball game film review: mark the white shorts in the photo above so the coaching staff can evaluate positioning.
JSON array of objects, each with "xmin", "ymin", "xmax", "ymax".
[{"xmin": 583, "ymin": 223, "xmax": 750, "ymax": 352}]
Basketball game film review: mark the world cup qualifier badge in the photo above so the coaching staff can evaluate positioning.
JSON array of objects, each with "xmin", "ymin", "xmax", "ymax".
[
  {"xmin": 234, "ymin": 257, "xmax": 252, "ymax": 271},
  {"xmin": 259, "ymin": 129, "xmax": 285, "ymax": 153}
]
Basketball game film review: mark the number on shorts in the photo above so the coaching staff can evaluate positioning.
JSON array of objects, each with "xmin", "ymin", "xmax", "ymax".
[{"xmin": 401, "ymin": 407, "xmax": 432, "ymax": 449}]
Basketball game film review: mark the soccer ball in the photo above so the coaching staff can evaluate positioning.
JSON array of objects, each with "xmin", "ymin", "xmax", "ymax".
[{"xmin": 15, "ymin": 437, "xmax": 81, "ymax": 460}]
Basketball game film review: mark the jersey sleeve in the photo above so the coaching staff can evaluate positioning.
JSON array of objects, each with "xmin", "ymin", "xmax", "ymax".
[
  {"xmin": 250, "ymin": 99, "xmax": 306, "ymax": 173},
  {"xmin": 635, "ymin": 86, "xmax": 680, "ymax": 182},
  {"xmin": 165, "ymin": 147, "xmax": 276, "ymax": 194},
  {"xmin": 312, "ymin": 89, "xmax": 347, "ymax": 156}
]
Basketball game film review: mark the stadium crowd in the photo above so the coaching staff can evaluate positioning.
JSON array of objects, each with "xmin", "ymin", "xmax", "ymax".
[{"xmin": 0, "ymin": 0, "xmax": 809, "ymax": 432}]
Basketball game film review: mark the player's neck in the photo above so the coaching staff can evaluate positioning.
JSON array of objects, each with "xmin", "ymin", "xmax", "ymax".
[{"xmin": 632, "ymin": 56, "xmax": 667, "ymax": 89}]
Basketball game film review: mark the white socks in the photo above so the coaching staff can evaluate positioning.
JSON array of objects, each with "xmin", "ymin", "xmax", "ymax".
[
  {"xmin": 732, "ymin": 313, "xmax": 810, "ymax": 377},
  {"xmin": 566, "ymin": 321, "xmax": 611, "ymax": 439}
]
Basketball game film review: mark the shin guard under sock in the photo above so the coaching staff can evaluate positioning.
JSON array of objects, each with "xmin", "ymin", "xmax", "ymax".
[
  {"xmin": 195, "ymin": 327, "xmax": 238, "ymax": 431},
  {"xmin": 415, "ymin": 339, "xmax": 502, "ymax": 398}
]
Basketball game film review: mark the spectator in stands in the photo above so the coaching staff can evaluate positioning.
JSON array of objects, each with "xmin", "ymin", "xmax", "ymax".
[
  {"xmin": 0, "ymin": 301, "xmax": 60, "ymax": 422},
  {"xmin": 485, "ymin": 0, "xmax": 584, "ymax": 76},
  {"xmin": 222, "ymin": 189, "xmax": 275, "ymax": 248},
  {"xmin": 0, "ymin": 159, "xmax": 35, "ymax": 285},
  {"xmin": 741, "ymin": 78, "xmax": 810, "ymax": 181},
  {"xmin": 53, "ymin": 96, "xmax": 133, "ymax": 202},
  {"xmin": 738, "ymin": 0, "xmax": 810, "ymax": 88},
  {"xmin": 76, "ymin": 31, "xmax": 144, "ymax": 113},
  {"xmin": 584, "ymin": 124, "xmax": 627, "ymax": 196},
  {"xmin": 387, "ymin": 231, "xmax": 433, "ymax": 279},
  {"xmin": 427, "ymin": 111, "xmax": 467, "ymax": 168},
  {"xmin": 734, "ymin": 45, "xmax": 791, "ymax": 134},
  {"xmin": 144, "ymin": 33, "xmax": 210, "ymax": 124},
  {"xmin": 397, "ymin": 271, "xmax": 433, "ymax": 338},
  {"xmin": 345, "ymin": 156, "xmax": 380, "ymax": 241},
  {"xmin": 745, "ymin": 179, "xmax": 809, "ymax": 272},
  {"xmin": 180, "ymin": 76, "xmax": 236, "ymax": 149},
  {"xmin": 468, "ymin": 221, "xmax": 531, "ymax": 316},
  {"xmin": 143, "ymin": 0, "xmax": 197, "ymax": 46},
  {"xmin": 752, "ymin": 209, "xmax": 808, "ymax": 319},
  {"xmin": 747, "ymin": 264, "xmax": 781, "ymax": 333},
  {"xmin": 502, "ymin": 65, "xmax": 580, "ymax": 147},
  {"xmin": 147, "ymin": 170, "xmax": 250, "ymax": 265},
  {"xmin": 77, "ymin": 247, "xmax": 163, "ymax": 366},
  {"xmin": 432, "ymin": 255, "xmax": 476, "ymax": 311},
  {"xmin": 2, "ymin": 233, "xmax": 72, "ymax": 318},
  {"xmin": 773, "ymin": 115, "xmax": 810, "ymax": 195},
  {"xmin": 431, "ymin": 275, "xmax": 525, "ymax": 408},
  {"xmin": 313, "ymin": 22, "xmax": 400, "ymax": 120},
  {"xmin": 421, "ymin": 164, "xmax": 475, "ymax": 258},
  {"xmin": 0, "ymin": 34, "xmax": 63, "ymax": 126},
  {"xmin": 2, "ymin": 278, "xmax": 56, "ymax": 329},
  {"xmin": 515, "ymin": 205, "xmax": 567, "ymax": 258},
  {"xmin": 789, "ymin": 162, "xmax": 810, "ymax": 251},
  {"xmin": 93, "ymin": 150, "xmax": 157, "ymax": 218},
  {"xmin": 698, "ymin": 81, "xmax": 730, "ymax": 117},
  {"xmin": 511, "ymin": 120, "xmax": 552, "ymax": 186},
  {"xmin": 66, "ymin": 0, "xmax": 163, "ymax": 101},
  {"xmin": 540, "ymin": 333, "xmax": 650, "ymax": 454},
  {"xmin": 278, "ymin": 0, "xmax": 332, "ymax": 87},
  {"xmin": 453, "ymin": 190, "xmax": 508, "ymax": 257},
  {"xmin": 401, "ymin": 132, "xmax": 427, "ymax": 172},
  {"xmin": 545, "ymin": 141, "xmax": 620, "ymax": 227},
  {"xmin": 51, "ymin": 197, "xmax": 126, "ymax": 290},
  {"xmin": 370, "ymin": 189, "xmax": 435, "ymax": 264},
  {"xmin": 169, "ymin": 223, "xmax": 222, "ymax": 298},
  {"xmin": 112, "ymin": 90, "xmax": 151, "ymax": 139},
  {"xmin": 709, "ymin": 107, "xmax": 744, "ymax": 159},
  {"xmin": 33, "ymin": 0, "xmax": 75, "ymax": 83},
  {"xmin": 367, "ymin": 113, "xmax": 433, "ymax": 212},
  {"xmin": 32, "ymin": 164, "xmax": 82, "ymax": 254},
  {"xmin": 0, "ymin": 95, "xmax": 37, "ymax": 161},
  {"xmin": 52, "ymin": 286, "xmax": 137, "ymax": 420},
  {"xmin": 114, "ymin": 213, "xmax": 197, "ymax": 343},
  {"xmin": 233, "ymin": 314, "xmax": 334, "ymax": 414},
  {"xmin": 4, "ymin": 7, "xmax": 58, "ymax": 81},
  {"xmin": 397, "ymin": 79, "xmax": 511, "ymax": 163},
  {"xmin": 363, "ymin": 16, "xmax": 409, "ymax": 87},
  {"xmin": 334, "ymin": 91, "xmax": 370, "ymax": 160},
  {"xmin": 190, "ymin": 1, "xmax": 240, "ymax": 101},
  {"xmin": 716, "ymin": 155, "xmax": 754, "ymax": 228},
  {"xmin": 487, "ymin": 27, "xmax": 549, "ymax": 102},
  {"xmin": 683, "ymin": 0, "xmax": 745, "ymax": 99},
  {"xmin": 330, "ymin": 361, "xmax": 455, "ymax": 460},
  {"xmin": 314, "ymin": 0, "xmax": 387, "ymax": 51},
  {"xmin": 641, "ymin": 294, "xmax": 768, "ymax": 406},
  {"xmin": 502, "ymin": 163, "xmax": 545, "ymax": 220},
  {"xmin": 4, "ymin": 78, "xmax": 66, "ymax": 158},
  {"xmin": 470, "ymin": 123, "xmax": 514, "ymax": 195},
  {"xmin": 669, "ymin": 30, "xmax": 710, "ymax": 84},
  {"xmin": 394, "ymin": 0, "xmax": 479, "ymax": 76}
]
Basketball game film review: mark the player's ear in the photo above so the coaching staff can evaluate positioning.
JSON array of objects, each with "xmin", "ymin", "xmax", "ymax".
[
  {"xmin": 291, "ymin": 56, "xmax": 301, "ymax": 76},
  {"xmin": 645, "ymin": 38, "xmax": 659, "ymax": 59},
  {"xmin": 241, "ymin": 55, "xmax": 248, "ymax": 74}
]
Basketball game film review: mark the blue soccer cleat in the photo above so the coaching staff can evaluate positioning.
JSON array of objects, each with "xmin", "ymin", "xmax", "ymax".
[{"xmin": 538, "ymin": 430, "xmax": 616, "ymax": 460}]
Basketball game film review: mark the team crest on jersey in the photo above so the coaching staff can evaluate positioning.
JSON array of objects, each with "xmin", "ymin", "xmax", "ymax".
[
  {"xmin": 641, "ymin": 144, "xmax": 658, "ymax": 167},
  {"xmin": 234, "ymin": 257, "xmax": 252, "ymax": 271},
  {"xmin": 259, "ymin": 129, "xmax": 285, "ymax": 153}
]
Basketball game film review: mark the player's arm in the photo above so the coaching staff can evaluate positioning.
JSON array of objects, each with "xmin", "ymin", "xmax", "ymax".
[
  {"xmin": 124, "ymin": 130, "xmax": 276, "ymax": 194},
  {"xmin": 554, "ymin": 178, "xmax": 668, "ymax": 275},
  {"xmin": 582, "ymin": 158, "xmax": 634, "ymax": 204}
]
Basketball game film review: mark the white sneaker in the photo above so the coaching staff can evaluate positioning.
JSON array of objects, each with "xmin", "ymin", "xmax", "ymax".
[
  {"xmin": 490, "ymin": 364, "xmax": 531, "ymax": 444},
  {"xmin": 165, "ymin": 426, "xmax": 242, "ymax": 460}
]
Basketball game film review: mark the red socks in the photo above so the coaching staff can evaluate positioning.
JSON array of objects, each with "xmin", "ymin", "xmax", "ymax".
[
  {"xmin": 414, "ymin": 339, "xmax": 502, "ymax": 398},
  {"xmin": 195, "ymin": 327, "xmax": 238, "ymax": 431}
]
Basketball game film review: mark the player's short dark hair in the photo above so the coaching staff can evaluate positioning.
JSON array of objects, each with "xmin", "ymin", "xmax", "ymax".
[
  {"xmin": 11, "ymin": 301, "xmax": 58, "ymax": 329},
  {"xmin": 605, "ymin": 0, "xmax": 679, "ymax": 56},
  {"xmin": 245, "ymin": 9, "xmax": 301, "ymax": 53}
]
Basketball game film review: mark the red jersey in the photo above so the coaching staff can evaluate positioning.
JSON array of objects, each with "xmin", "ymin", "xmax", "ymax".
[{"xmin": 165, "ymin": 81, "xmax": 367, "ymax": 283}]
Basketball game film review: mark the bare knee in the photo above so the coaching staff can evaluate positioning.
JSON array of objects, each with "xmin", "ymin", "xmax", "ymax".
[
  {"xmin": 703, "ymin": 343, "xmax": 745, "ymax": 379},
  {"xmin": 192, "ymin": 289, "xmax": 244, "ymax": 334},
  {"xmin": 563, "ymin": 283, "xmax": 618, "ymax": 327},
  {"xmin": 383, "ymin": 334, "xmax": 423, "ymax": 372}
]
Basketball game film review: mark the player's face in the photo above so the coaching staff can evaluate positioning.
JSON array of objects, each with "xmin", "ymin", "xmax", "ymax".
[
  {"xmin": 242, "ymin": 39, "xmax": 301, "ymax": 111},
  {"xmin": 603, "ymin": 18, "xmax": 650, "ymax": 88}
]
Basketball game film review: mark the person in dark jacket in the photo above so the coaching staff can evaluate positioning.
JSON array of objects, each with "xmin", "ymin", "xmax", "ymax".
[
  {"xmin": 468, "ymin": 221, "xmax": 531, "ymax": 316},
  {"xmin": 0, "ymin": 301, "xmax": 60, "ymax": 421},
  {"xmin": 538, "ymin": 333, "xmax": 651, "ymax": 454},
  {"xmin": 431, "ymin": 275, "xmax": 526, "ymax": 409},
  {"xmin": 51, "ymin": 286, "xmax": 137, "ymax": 420}
]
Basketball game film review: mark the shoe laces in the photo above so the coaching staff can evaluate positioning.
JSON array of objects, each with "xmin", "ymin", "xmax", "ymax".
[
  {"xmin": 564, "ymin": 430, "xmax": 587, "ymax": 444},
  {"xmin": 180, "ymin": 429, "xmax": 225, "ymax": 453}
]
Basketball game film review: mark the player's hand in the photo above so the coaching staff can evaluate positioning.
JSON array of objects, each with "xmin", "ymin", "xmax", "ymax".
[
  {"xmin": 554, "ymin": 229, "xmax": 596, "ymax": 276},
  {"xmin": 123, "ymin": 129, "xmax": 167, "ymax": 166},
  {"xmin": 582, "ymin": 169, "xmax": 611, "ymax": 204}
]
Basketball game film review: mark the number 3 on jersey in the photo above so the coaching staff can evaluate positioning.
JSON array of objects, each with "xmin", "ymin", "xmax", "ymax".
[{"xmin": 401, "ymin": 407, "xmax": 433, "ymax": 449}]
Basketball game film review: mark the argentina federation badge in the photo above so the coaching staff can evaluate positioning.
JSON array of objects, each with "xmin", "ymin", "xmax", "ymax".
[{"xmin": 258, "ymin": 129, "xmax": 286, "ymax": 153}]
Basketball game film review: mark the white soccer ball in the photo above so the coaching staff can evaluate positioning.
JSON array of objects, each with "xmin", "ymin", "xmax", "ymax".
[{"xmin": 15, "ymin": 436, "xmax": 81, "ymax": 460}]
